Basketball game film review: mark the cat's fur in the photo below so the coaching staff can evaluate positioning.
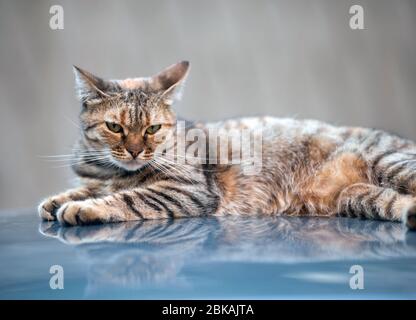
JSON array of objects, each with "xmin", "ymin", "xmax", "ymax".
[{"xmin": 39, "ymin": 61, "xmax": 416, "ymax": 229}]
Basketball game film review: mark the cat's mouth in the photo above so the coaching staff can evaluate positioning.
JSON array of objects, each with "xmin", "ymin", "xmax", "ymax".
[{"xmin": 114, "ymin": 158, "xmax": 149, "ymax": 171}]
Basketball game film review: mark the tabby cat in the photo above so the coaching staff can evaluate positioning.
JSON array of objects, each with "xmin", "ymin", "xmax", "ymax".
[{"xmin": 39, "ymin": 61, "xmax": 416, "ymax": 229}]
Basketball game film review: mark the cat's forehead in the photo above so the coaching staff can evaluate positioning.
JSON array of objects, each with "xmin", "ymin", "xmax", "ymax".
[
  {"xmin": 104, "ymin": 92, "xmax": 166, "ymax": 128},
  {"xmin": 113, "ymin": 90, "xmax": 155, "ymax": 110},
  {"xmin": 118, "ymin": 89, "xmax": 154, "ymax": 104},
  {"xmin": 105, "ymin": 103, "xmax": 151, "ymax": 128}
]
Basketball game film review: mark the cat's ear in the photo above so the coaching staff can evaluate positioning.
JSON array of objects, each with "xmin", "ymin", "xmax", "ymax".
[
  {"xmin": 72, "ymin": 66, "xmax": 111, "ymax": 103},
  {"xmin": 149, "ymin": 61, "xmax": 190, "ymax": 105}
]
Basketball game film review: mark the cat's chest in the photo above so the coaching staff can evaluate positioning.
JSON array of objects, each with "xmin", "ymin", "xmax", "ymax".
[{"xmin": 100, "ymin": 174, "xmax": 154, "ymax": 193}]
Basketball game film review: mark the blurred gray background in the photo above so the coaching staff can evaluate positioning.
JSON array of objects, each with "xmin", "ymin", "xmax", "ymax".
[{"xmin": 0, "ymin": 0, "xmax": 415, "ymax": 209}]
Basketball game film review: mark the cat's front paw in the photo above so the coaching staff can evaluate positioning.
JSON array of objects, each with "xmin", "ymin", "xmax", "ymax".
[
  {"xmin": 57, "ymin": 200, "xmax": 108, "ymax": 226},
  {"xmin": 38, "ymin": 194, "xmax": 71, "ymax": 221}
]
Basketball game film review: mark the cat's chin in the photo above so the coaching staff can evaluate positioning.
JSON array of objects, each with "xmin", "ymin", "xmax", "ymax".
[{"xmin": 116, "ymin": 159, "xmax": 148, "ymax": 171}]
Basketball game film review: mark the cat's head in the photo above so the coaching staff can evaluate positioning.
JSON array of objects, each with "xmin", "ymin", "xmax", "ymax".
[{"xmin": 73, "ymin": 61, "xmax": 189, "ymax": 171}]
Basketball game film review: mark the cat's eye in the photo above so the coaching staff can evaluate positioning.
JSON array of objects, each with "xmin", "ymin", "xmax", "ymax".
[
  {"xmin": 146, "ymin": 124, "xmax": 162, "ymax": 135},
  {"xmin": 106, "ymin": 122, "xmax": 123, "ymax": 133}
]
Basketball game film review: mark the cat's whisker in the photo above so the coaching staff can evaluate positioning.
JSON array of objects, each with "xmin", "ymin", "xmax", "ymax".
[
  {"xmin": 38, "ymin": 154, "xmax": 77, "ymax": 159},
  {"xmin": 159, "ymin": 154, "xmax": 255, "ymax": 172},
  {"xmin": 39, "ymin": 150, "xmax": 109, "ymax": 159},
  {"xmin": 63, "ymin": 115, "xmax": 82, "ymax": 130},
  {"xmin": 148, "ymin": 160, "xmax": 169, "ymax": 177},
  {"xmin": 52, "ymin": 161, "xmax": 113, "ymax": 169},
  {"xmin": 159, "ymin": 156, "xmax": 244, "ymax": 171},
  {"xmin": 154, "ymin": 158, "xmax": 198, "ymax": 184},
  {"xmin": 154, "ymin": 158, "xmax": 179, "ymax": 172},
  {"xmin": 159, "ymin": 152, "xmax": 256, "ymax": 165},
  {"xmin": 150, "ymin": 160, "xmax": 194, "ymax": 185},
  {"xmin": 49, "ymin": 154, "xmax": 113, "ymax": 168}
]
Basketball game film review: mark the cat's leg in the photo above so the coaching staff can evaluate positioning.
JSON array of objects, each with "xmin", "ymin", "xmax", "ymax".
[
  {"xmin": 55, "ymin": 183, "xmax": 218, "ymax": 226},
  {"xmin": 337, "ymin": 182, "xmax": 416, "ymax": 229},
  {"xmin": 38, "ymin": 186, "xmax": 99, "ymax": 221},
  {"xmin": 371, "ymin": 149, "xmax": 416, "ymax": 195}
]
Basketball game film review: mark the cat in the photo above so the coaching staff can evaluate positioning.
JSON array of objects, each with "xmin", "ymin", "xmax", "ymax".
[{"xmin": 39, "ymin": 60, "xmax": 416, "ymax": 229}]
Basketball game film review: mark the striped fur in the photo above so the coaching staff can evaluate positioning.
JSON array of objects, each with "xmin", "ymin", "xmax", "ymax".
[{"xmin": 39, "ymin": 61, "xmax": 416, "ymax": 229}]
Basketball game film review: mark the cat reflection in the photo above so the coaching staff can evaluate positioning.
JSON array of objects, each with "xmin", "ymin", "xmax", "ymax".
[{"xmin": 40, "ymin": 216, "xmax": 416, "ymax": 294}]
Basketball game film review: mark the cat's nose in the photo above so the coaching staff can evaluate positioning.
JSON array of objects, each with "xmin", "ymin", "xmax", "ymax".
[{"xmin": 127, "ymin": 148, "xmax": 142, "ymax": 159}]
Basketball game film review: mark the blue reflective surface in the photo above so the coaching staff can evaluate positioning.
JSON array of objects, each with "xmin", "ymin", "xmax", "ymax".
[{"xmin": 1, "ymin": 209, "xmax": 416, "ymax": 299}]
